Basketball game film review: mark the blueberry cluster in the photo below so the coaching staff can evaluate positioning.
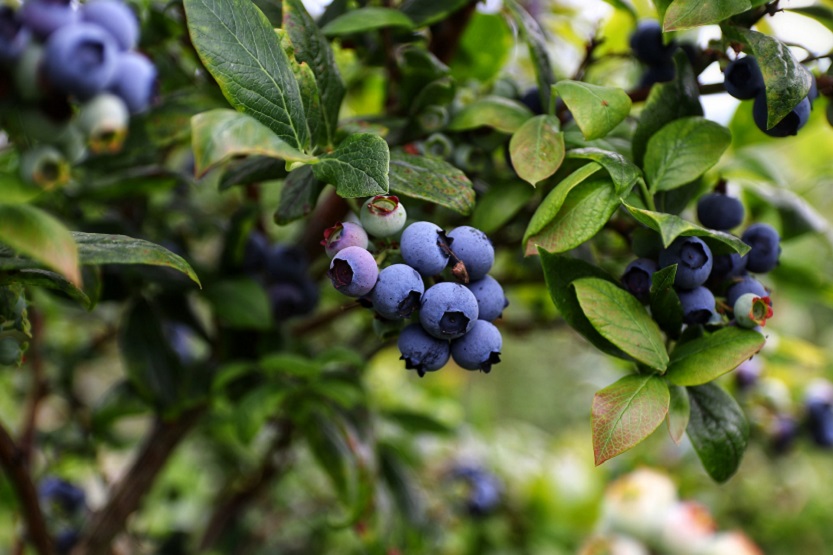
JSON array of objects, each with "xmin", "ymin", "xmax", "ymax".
[
  {"xmin": 38, "ymin": 477, "xmax": 86, "ymax": 554},
  {"xmin": 0, "ymin": 0, "xmax": 157, "ymax": 187},
  {"xmin": 245, "ymin": 232, "xmax": 318, "ymax": 322},
  {"xmin": 323, "ymin": 195, "xmax": 508, "ymax": 377},
  {"xmin": 630, "ymin": 20, "xmax": 677, "ymax": 88},
  {"xmin": 723, "ymin": 55, "xmax": 816, "ymax": 137},
  {"xmin": 622, "ymin": 190, "xmax": 779, "ymax": 329}
]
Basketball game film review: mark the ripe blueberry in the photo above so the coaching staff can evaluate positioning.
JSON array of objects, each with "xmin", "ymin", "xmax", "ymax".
[
  {"xmin": 321, "ymin": 221, "xmax": 368, "ymax": 258},
  {"xmin": 465, "ymin": 275, "xmax": 508, "ymax": 322},
  {"xmin": 398, "ymin": 322, "xmax": 450, "ymax": 376},
  {"xmin": 741, "ymin": 223, "xmax": 780, "ymax": 273},
  {"xmin": 708, "ymin": 252, "xmax": 746, "ymax": 286},
  {"xmin": 638, "ymin": 61, "xmax": 675, "ymax": 89},
  {"xmin": 446, "ymin": 225, "xmax": 494, "ymax": 281},
  {"xmin": 629, "ymin": 20, "xmax": 676, "ymax": 66},
  {"xmin": 696, "ymin": 193, "xmax": 744, "ymax": 231},
  {"xmin": 269, "ymin": 280, "xmax": 318, "ymax": 321},
  {"xmin": 81, "ymin": 0, "xmax": 139, "ymax": 51},
  {"xmin": 108, "ymin": 51, "xmax": 157, "ymax": 113},
  {"xmin": 0, "ymin": 7, "xmax": 30, "ymax": 63},
  {"xmin": 805, "ymin": 380, "xmax": 833, "ymax": 448},
  {"xmin": 370, "ymin": 263, "xmax": 424, "ymax": 320},
  {"xmin": 420, "ymin": 282, "xmax": 479, "ymax": 339},
  {"xmin": 723, "ymin": 56, "xmax": 764, "ymax": 100},
  {"xmin": 753, "ymin": 93, "xmax": 811, "ymax": 137},
  {"xmin": 39, "ymin": 477, "xmax": 86, "ymax": 513},
  {"xmin": 400, "ymin": 221, "xmax": 450, "ymax": 276},
  {"xmin": 328, "ymin": 246, "xmax": 378, "ymax": 297},
  {"xmin": 359, "ymin": 194, "xmax": 407, "ymax": 238},
  {"xmin": 450, "ymin": 319, "xmax": 502, "ymax": 373},
  {"xmin": 621, "ymin": 258, "xmax": 658, "ymax": 304},
  {"xmin": 659, "ymin": 236, "xmax": 713, "ymax": 290},
  {"xmin": 44, "ymin": 23, "xmax": 118, "ymax": 100},
  {"xmin": 266, "ymin": 244, "xmax": 309, "ymax": 283},
  {"xmin": 726, "ymin": 275, "xmax": 768, "ymax": 307},
  {"xmin": 520, "ymin": 87, "xmax": 543, "ymax": 115},
  {"xmin": 677, "ymin": 286, "xmax": 716, "ymax": 325},
  {"xmin": 20, "ymin": 0, "xmax": 78, "ymax": 39}
]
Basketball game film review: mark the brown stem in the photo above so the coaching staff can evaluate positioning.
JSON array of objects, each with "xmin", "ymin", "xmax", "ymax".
[
  {"xmin": 19, "ymin": 309, "xmax": 47, "ymax": 465},
  {"xmin": 290, "ymin": 301, "xmax": 364, "ymax": 338},
  {"xmin": 428, "ymin": 1, "xmax": 478, "ymax": 64},
  {"xmin": 71, "ymin": 409, "xmax": 203, "ymax": 555},
  {"xmin": 0, "ymin": 421, "xmax": 53, "ymax": 555},
  {"xmin": 198, "ymin": 420, "xmax": 294, "ymax": 551}
]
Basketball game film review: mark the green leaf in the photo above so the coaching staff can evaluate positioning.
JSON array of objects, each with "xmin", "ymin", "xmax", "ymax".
[
  {"xmin": 184, "ymin": 0, "xmax": 309, "ymax": 150},
  {"xmin": 204, "ymin": 278, "xmax": 273, "ymax": 330},
  {"xmin": 448, "ymin": 96, "xmax": 534, "ymax": 134},
  {"xmin": 573, "ymin": 277, "xmax": 670, "ymax": 371},
  {"xmin": 667, "ymin": 384, "xmax": 690, "ymax": 444},
  {"xmin": 553, "ymin": 81, "xmax": 632, "ymax": 141},
  {"xmin": 219, "ymin": 156, "xmax": 287, "ymax": 191},
  {"xmin": 275, "ymin": 166, "xmax": 324, "ymax": 225},
  {"xmin": 321, "ymin": 7, "xmax": 414, "ymax": 35},
  {"xmin": 649, "ymin": 265, "xmax": 682, "ymax": 339},
  {"xmin": 523, "ymin": 162, "xmax": 601, "ymax": 246},
  {"xmin": 383, "ymin": 409, "xmax": 454, "ymax": 435},
  {"xmin": 601, "ymin": 0, "xmax": 637, "ymax": 18},
  {"xmin": 504, "ymin": 0, "xmax": 555, "ymax": 113},
  {"xmin": 389, "ymin": 150, "xmax": 475, "ymax": 215},
  {"xmin": 72, "ymin": 232, "xmax": 201, "ymax": 287},
  {"xmin": 311, "ymin": 133, "xmax": 389, "ymax": 198},
  {"xmin": 282, "ymin": 0, "xmax": 345, "ymax": 147},
  {"xmin": 509, "ymin": 115, "xmax": 564, "ymax": 186},
  {"xmin": 622, "ymin": 203, "xmax": 751, "ymax": 256},
  {"xmin": 686, "ymin": 383, "xmax": 749, "ymax": 483},
  {"xmin": 449, "ymin": 13, "xmax": 512, "ymax": 83},
  {"xmin": 525, "ymin": 178, "xmax": 619, "ymax": 255},
  {"xmin": 721, "ymin": 25, "xmax": 812, "ymax": 129},
  {"xmin": 234, "ymin": 385, "xmax": 286, "ymax": 443},
  {"xmin": 644, "ymin": 117, "xmax": 731, "ymax": 193},
  {"xmin": 592, "ymin": 374, "xmax": 670, "ymax": 465},
  {"xmin": 538, "ymin": 252, "xmax": 630, "ymax": 359},
  {"xmin": 788, "ymin": 6, "xmax": 833, "ymax": 33},
  {"xmin": 632, "ymin": 50, "xmax": 702, "ymax": 166},
  {"xmin": 0, "ymin": 205, "xmax": 80, "ymax": 286},
  {"xmin": 567, "ymin": 147, "xmax": 642, "ymax": 195},
  {"xmin": 399, "ymin": 0, "xmax": 469, "ymax": 26},
  {"xmin": 4, "ymin": 269, "xmax": 91, "ymax": 309},
  {"xmin": 743, "ymin": 182, "xmax": 828, "ymax": 241},
  {"xmin": 471, "ymin": 180, "xmax": 535, "ymax": 234},
  {"xmin": 663, "ymin": 0, "xmax": 751, "ymax": 30},
  {"xmin": 191, "ymin": 109, "xmax": 314, "ymax": 178},
  {"xmin": 302, "ymin": 411, "xmax": 354, "ymax": 504},
  {"xmin": 279, "ymin": 31, "xmax": 326, "ymax": 150},
  {"xmin": 0, "ymin": 151, "xmax": 42, "ymax": 204},
  {"xmin": 666, "ymin": 327, "xmax": 766, "ymax": 386}
]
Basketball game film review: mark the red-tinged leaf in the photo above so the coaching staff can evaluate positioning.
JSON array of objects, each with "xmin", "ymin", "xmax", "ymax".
[{"xmin": 592, "ymin": 374, "xmax": 670, "ymax": 465}]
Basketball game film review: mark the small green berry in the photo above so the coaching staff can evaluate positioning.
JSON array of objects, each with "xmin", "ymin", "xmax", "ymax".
[
  {"xmin": 733, "ymin": 292, "xmax": 773, "ymax": 328},
  {"xmin": 359, "ymin": 195, "xmax": 407, "ymax": 238}
]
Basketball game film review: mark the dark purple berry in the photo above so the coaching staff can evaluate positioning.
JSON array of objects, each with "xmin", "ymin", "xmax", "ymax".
[
  {"xmin": 638, "ymin": 61, "xmax": 675, "ymax": 88},
  {"xmin": 400, "ymin": 221, "xmax": 450, "ymax": 276},
  {"xmin": 723, "ymin": 56, "xmax": 764, "ymax": 100},
  {"xmin": 446, "ymin": 225, "xmax": 494, "ymax": 281},
  {"xmin": 242, "ymin": 232, "xmax": 269, "ymax": 273},
  {"xmin": 43, "ymin": 23, "xmax": 118, "ymax": 100},
  {"xmin": 321, "ymin": 221, "xmax": 368, "ymax": 258},
  {"xmin": 20, "ymin": 0, "xmax": 78, "ymax": 39},
  {"xmin": 450, "ymin": 319, "xmax": 502, "ymax": 373},
  {"xmin": 520, "ymin": 87, "xmax": 543, "ymax": 115},
  {"xmin": 741, "ymin": 223, "xmax": 780, "ymax": 273},
  {"xmin": 39, "ymin": 477, "xmax": 85, "ymax": 513},
  {"xmin": 621, "ymin": 258, "xmax": 658, "ymax": 303},
  {"xmin": 370, "ymin": 263, "xmax": 424, "ymax": 320},
  {"xmin": 806, "ymin": 381, "xmax": 833, "ymax": 448},
  {"xmin": 726, "ymin": 275, "xmax": 768, "ymax": 307},
  {"xmin": 81, "ymin": 0, "xmax": 138, "ymax": 51},
  {"xmin": 108, "ymin": 51, "xmax": 157, "ymax": 113},
  {"xmin": 0, "ymin": 7, "xmax": 30, "ymax": 63},
  {"xmin": 677, "ymin": 286, "xmax": 716, "ymax": 325},
  {"xmin": 659, "ymin": 236, "xmax": 713, "ymax": 290},
  {"xmin": 465, "ymin": 275, "xmax": 508, "ymax": 322},
  {"xmin": 266, "ymin": 244, "xmax": 308, "ymax": 283},
  {"xmin": 269, "ymin": 280, "xmax": 318, "ymax": 320},
  {"xmin": 753, "ymin": 92, "xmax": 811, "ymax": 137},
  {"xmin": 708, "ymin": 252, "xmax": 746, "ymax": 285},
  {"xmin": 398, "ymin": 323, "xmax": 450, "ymax": 376},
  {"xmin": 697, "ymin": 193, "xmax": 744, "ymax": 231},
  {"xmin": 55, "ymin": 529, "xmax": 80, "ymax": 555},
  {"xmin": 328, "ymin": 246, "xmax": 378, "ymax": 297},
  {"xmin": 420, "ymin": 282, "xmax": 478, "ymax": 339},
  {"xmin": 629, "ymin": 20, "xmax": 676, "ymax": 66}
]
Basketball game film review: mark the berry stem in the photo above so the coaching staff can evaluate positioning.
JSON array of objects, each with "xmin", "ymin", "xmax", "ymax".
[{"xmin": 638, "ymin": 178, "xmax": 657, "ymax": 212}]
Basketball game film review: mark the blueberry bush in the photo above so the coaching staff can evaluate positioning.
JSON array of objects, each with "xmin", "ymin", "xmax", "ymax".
[{"xmin": 3, "ymin": 0, "xmax": 833, "ymax": 552}]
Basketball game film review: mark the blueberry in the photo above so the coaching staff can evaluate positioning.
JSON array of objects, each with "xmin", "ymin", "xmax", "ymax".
[
  {"xmin": 108, "ymin": 51, "xmax": 157, "ymax": 113},
  {"xmin": 723, "ymin": 56, "xmax": 764, "ymax": 100},
  {"xmin": 55, "ymin": 529, "xmax": 80, "ymax": 555},
  {"xmin": 621, "ymin": 258, "xmax": 658, "ymax": 304},
  {"xmin": 805, "ymin": 380, "xmax": 833, "ymax": 448},
  {"xmin": 629, "ymin": 20, "xmax": 676, "ymax": 66},
  {"xmin": 741, "ymin": 223, "xmax": 781, "ymax": 273},
  {"xmin": 20, "ymin": 145, "xmax": 70, "ymax": 189},
  {"xmin": 420, "ymin": 282, "xmax": 479, "ymax": 339},
  {"xmin": 677, "ymin": 286, "xmax": 716, "ymax": 325},
  {"xmin": 78, "ymin": 93, "xmax": 129, "ymax": 153},
  {"xmin": 269, "ymin": 280, "xmax": 318, "ymax": 320},
  {"xmin": 450, "ymin": 319, "xmax": 502, "ymax": 372},
  {"xmin": 520, "ymin": 87, "xmax": 543, "ymax": 115},
  {"xmin": 697, "ymin": 193, "xmax": 744, "ymax": 231},
  {"xmin": 638, "ymin": 61, "xmax": 675, "ymax": 89},
  {"xmin": 328, "ymin": 246, "xmax": 378, "ymax": 297},
  {"xmin": 423, "ymin": 132, "xmax": 454, "ymax": 159},
  {"xmin": 450, "ymin": 465, "xmax": 502, "ymax": 517},
  {"xmin": 0, "ymin": 7, "xmax": 31, "ymax": 64},
  {"xmin": 734, "ymin": 357, "xmax": 762, "ymax": 391},
  {"xmin": 809, "ymin": 75, "xmax": 819, "ymax": 105},
  {"xmin": 266, "ymin": 244, "xmax": 308, "ymax": 283},
  {"xmin": 753, "ymin": 92, "xmax": 811, "ymax": 137},
  {"xmin": 446, "ymin": 225, "xmax": 494, "ymax": 281},
  {"xmin": 708, "ymin": 252, "xmax": 746, "ymax": 285},
  {"xmin": 359, "ymin": 194, "xmax": 407, "ymax": 238},
  {"xmin": 81, "ymin": 0, "xmax": 138, "ymax": 51},
  {"xmin": 733, "ymin": 292, "xmax": 773, "ymax": 328},
  {"xmin": 725, "ymin": 275, "xmax": 768, "ymax": 307},
  {"xmin": 242, "ymin": 231, "xmax": 269, "ymax": 273},
  {"xmin": 44, "ymin": 23, "xmax": 119, "ymax": 100},
  {"xmin": 370, "ymin": 263, "xmax": 424, "ymax": 320},
  {"xmin": 465, "ymin": 275, "xmax": 508, "ymax": 322},
  {"xmin": 770, "ymin": 415, "xmax": 799, "ymax": 455},
  {"xmin": 39, "ymin": 477, "xmax": 86, "ymax": 513},
  {"xmin": 321, "ymin": 221, "xmax": 368, "ymax": 258},
  {"xmin": 20, "ymin": 0, "xmax": 78, "ymax": 39},
  {"xmin": 397, "ymin": 322, "xmax": 450, "ymax": 376},
  {"xmin": 400, "ymin": 221, "xmax": 450, "ymax": 276},
  {"xmin": 659, "ymin": 236, "xmax": 713, "ymax": 290}
]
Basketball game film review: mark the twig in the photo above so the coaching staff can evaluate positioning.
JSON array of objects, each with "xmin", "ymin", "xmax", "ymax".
[
  {"xmin": 0, "ymin": 420, "xmax": 53, "ymax": 555},
  {"xmin": 71, "ymin": 408, "xmax": 203, "ymax": 555},
  {"xmin": 19, "ymin": 309, "xmax": 47, "ymax": 465},
  {"xmin": 198, "ymin": 420, "xmax": 295, "ymax": 551},
  {"xmin": 428, "ymin": 1, "xmax": 478, "ymax": 64}
]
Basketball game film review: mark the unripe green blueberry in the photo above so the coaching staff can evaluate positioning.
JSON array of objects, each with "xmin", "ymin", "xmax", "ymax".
[
  {"xmin": 58, "ymin": 123, "xmax": 87, "ymax": 164},
  {"xmin": 20, "ymin": 145, "xmax": 70, "ymax": 189},
  {"xmin": 13, "ymin": 43, "xmax": 44, "ymax": 101},
  {"xmin": 423, "ymin": 132, "xmax": 453, "ymax": 159},
  {"xmin": 453, "ymin": 144, "xmax": 490, "ymax": 174},
  {"xmin": 733, "ymin": 292, "xmax": 772, "ymax": 328},
  {"xmin": 359, "ymin": 195, "xmax": 407, "ymax": 238},
  {"xmin": 78, "ymin": 93, "xmax": 129, "ymax": 154},
  {"xmin": 417, "ymin": 104, "xmax": 449, "ymax": 132},
  {"xmin": 0, "ymin": 336, "xmax": 23, "ymax": 366}
]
